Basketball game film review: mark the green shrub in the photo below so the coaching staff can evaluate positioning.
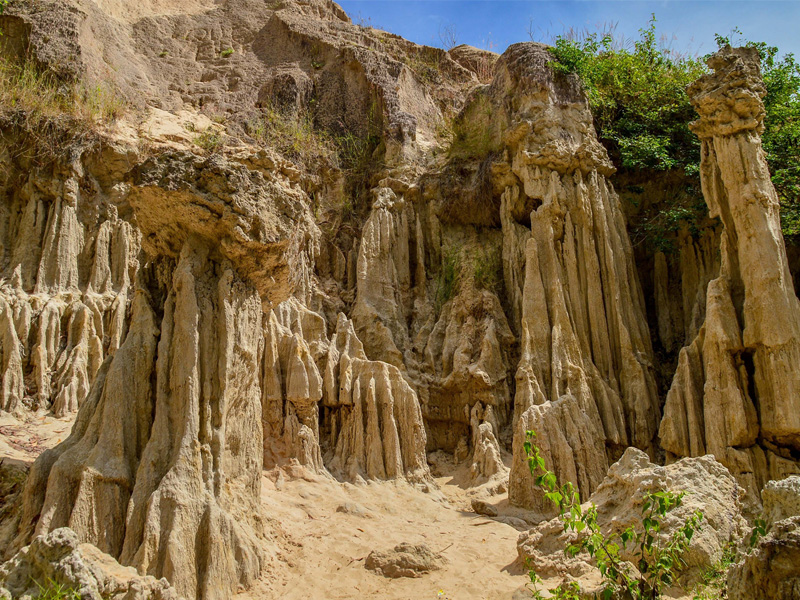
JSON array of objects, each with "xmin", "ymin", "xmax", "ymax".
[
  {"xmin": 220, "ymin": 48, "xmax": 234, "ymax": 58},
  {"xmin": 548, "ymin": 16, "xmax": 705, "ymax": 175},
  {"xmin": 193, "ymin": 128, "xmax": 224, "ymax": 153},
  {"xmin": 524, "ymin": 431, "xmax": 704, "ymax": 600},
  {"xmin": 547, "ymin": 18, "xmax": 800, "ymax": 240}
]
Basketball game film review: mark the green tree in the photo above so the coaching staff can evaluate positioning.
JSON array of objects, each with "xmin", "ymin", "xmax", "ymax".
[{"xmin": 547, "ymin": 18, "xmax": 800, "ymax": 242}]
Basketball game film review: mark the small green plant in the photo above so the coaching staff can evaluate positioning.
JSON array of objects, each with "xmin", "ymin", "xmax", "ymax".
[
  {"xmin": 524, "ymin": 431, "xmax": 704, "ymax": 600},
  {"xmin": 748, "ymin": 517, "xmax": 768, "ymax": 548},
  {"xmin": 32, "ymin": 578, "xmax": 81, "ymax": 600},
  {"xmin": 159, "ymin": 50, "xmax": 168, "ymax": 58},
  {"xmin": 80, "ymin": 82, "xmax": 125, "ymax": 122},
  {"xmin": 194, "ymin": 128, "xmax": 224, "ymax": 153},
  {"xmin": 435, "ymin": 245, "xmax": 461, "ymax": 314},
  {"xmin": 247, "ymin": 102, "xmax": 338, "ymax": 167},
  {"xmin": 220, "ymin": 47, "xmax": 234, "ymax": 58},
  {"xmin": 0, "ymin": 58, "xmax": 126, "ymax": 164},
  {"xmin": 691, "ymin": 542, "xmax": 736, "ymax": 600}
]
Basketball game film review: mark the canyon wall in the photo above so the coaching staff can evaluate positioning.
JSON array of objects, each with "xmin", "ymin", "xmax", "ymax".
[{"xmin": 1, "ymin": 0, "xmax": 799, "ymax": 597}]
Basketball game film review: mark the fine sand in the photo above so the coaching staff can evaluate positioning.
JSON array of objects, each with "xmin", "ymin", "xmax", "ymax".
[{"xmin": 1, "ymin": 413, "xmax": 537, "ymax": 599}]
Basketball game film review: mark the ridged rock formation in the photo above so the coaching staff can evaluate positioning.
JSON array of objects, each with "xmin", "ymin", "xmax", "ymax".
[
  {"xmin": 263, "ymin": 297, "xmax": 430, "ymax": 483},
  {"xmin": 659, "ymin": 47, "xmax": 800, "ymax": 507},
  {"xmin": 3, "ymin": 0, "xmax": 800, "ymax": 595},
  {"xmin": 0, "ymin": 161, "xmax": 138, "ymax": 415},
  {"xmin": 7, "ymin": 146, "xmax": 313, "ymax": 599},
  {"xmin": 487, "ymin": 44, "xmax": 660, "ymax": 511}
]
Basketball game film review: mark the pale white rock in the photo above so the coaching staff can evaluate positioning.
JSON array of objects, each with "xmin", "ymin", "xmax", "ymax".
[
  {"xmin": 352, "ymin": 187, "xmax": 413, "ymax": 368},
  {"xmin": 762, "ymin": 476, "xmax": 800, "ymax": 528},
  {"xmin": 0, "ymin": 298, "xmax": 24, "ymax": 413}
]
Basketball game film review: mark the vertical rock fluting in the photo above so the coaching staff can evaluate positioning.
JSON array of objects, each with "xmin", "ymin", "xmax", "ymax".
[
  {"xmin": 660, "ymin": 47, "xmax": 800, "ymax": 505},
  {"xmin": 7, "ymin": 148, "xmax": 323, "ymax": 599},
  {"xmin": 651, "ymin": 230, "xmax": 722, "ymax": 355},
  {"xmin": 0, "ymin": 155, "xmax": 139, "ymax": 415},
  {"xmin": 262, "ymin": 296, "xmax": 432, "ymax": 484},
  {"xmin": 493, "ymin": 44, "xmax": 660, "ymax": 512}
]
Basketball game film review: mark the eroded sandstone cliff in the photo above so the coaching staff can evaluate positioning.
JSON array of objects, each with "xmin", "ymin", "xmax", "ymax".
[{"xmin": 0, "ymin": 1, "xmax": 799, "ymax": 597}]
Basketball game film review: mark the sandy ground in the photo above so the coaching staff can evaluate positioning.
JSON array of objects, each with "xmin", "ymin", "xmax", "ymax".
[
  {"xmin": 0, "ymin": 411, "xmax": 73, "ymax": 467},
  {"xmin": 238, "ymin": 454, "xmax": 536, "ymax": 600},
  {"xmin": 0, "ymin": 413, "xmax": 536, "ymax": 599}
]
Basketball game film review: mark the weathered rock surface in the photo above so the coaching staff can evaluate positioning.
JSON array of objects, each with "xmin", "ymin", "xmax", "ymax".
[
  {"xmin": 763, "ymin": 476, "xmax": 800, "ymax": 528},
  {"xmin": 484, "ymin": 44, "xmax": 660, "ymax": 511},
  {"xmin": 2, "ymin": 0, "xmax": 799, "ymax": 595},
  {"xmin": 8, "ymin": 149, "xmax": 296, "ymax": 599},
  {"xmin": 727, "ymin": 516, "xmax": 800, "ymax": 600},
  {"xmin": 364, "ymin": 543, "xmax": 446, "ymax": 579},
  {"xmin": 517, "ymin": 448, "xmax": 748, "ymax": 589},
  {"xmin": 660, "ymin": 46, "xmax": 800, "ymax": 507},
  {"xmin": 0, "ymin": 528, "xmax": 181, "ymax": 600},
  {"xmin": 470, "ymin": 498, "xmax": 498, "ymax": 517}
]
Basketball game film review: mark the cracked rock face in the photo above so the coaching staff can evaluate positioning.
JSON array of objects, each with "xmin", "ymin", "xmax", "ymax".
[{"xmin": 659, "ymin": 46, "xmax": 800, "ymax": 510}]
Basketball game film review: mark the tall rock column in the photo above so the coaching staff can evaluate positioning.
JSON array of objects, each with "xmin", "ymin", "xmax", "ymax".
[
  {"xmin": 660, "ymin": 47, "xmax": 800, "ymax": 505},
  {"xmin": 487, "ymin": 44, "xmax": 660, "ymax": 513}
]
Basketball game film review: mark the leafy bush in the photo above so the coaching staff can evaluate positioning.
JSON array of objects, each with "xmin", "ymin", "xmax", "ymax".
[
  {"xmin": 524, "ymin": 431, "xmax": 704, "ymax": 600},
  {"xmin": 547, "ymin": 18, "xmax": 800, "ymax": 242},
  {"xmin": 548, "ymin": 16, "xmax": 705, "ymax": 174}
]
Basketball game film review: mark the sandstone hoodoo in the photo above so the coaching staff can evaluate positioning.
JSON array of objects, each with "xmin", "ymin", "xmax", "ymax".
[
  {"xmin": 0, "ymin": 0, "xmax": 798, "ymax": 598},
  {"xmin": 659, "ymin": 46, "xmax": 800, "ymax": 508}
]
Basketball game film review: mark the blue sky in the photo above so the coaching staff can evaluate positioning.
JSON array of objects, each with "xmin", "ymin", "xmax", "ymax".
[{"xmin": 336, "ymin": 1, "xmax": 800, "ymax": 60}]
